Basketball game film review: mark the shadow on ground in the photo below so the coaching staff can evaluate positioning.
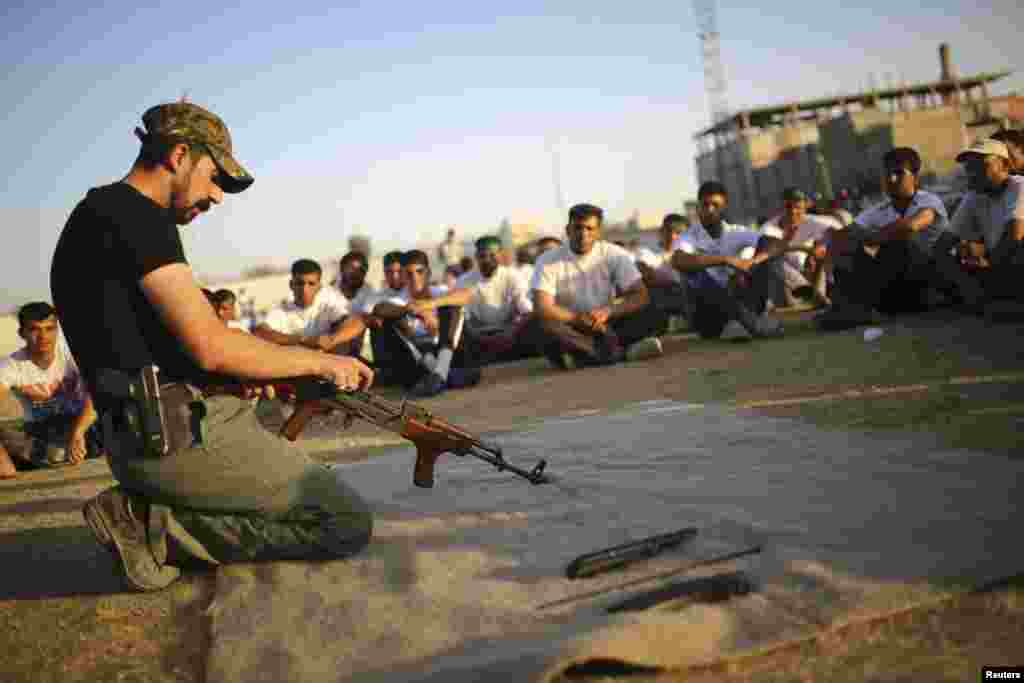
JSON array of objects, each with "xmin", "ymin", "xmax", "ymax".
[{"xmin": 0, "ymin": 525, "xmax": 124, "ymax": 599}]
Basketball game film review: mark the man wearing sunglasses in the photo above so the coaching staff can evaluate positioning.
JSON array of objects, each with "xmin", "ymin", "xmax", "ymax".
[
  {"xmin": 817, "ymin": 147, "xmax": 954, "ymax": 330},
  {"xmin": 50, "ymin": 102, "xmax": 375, "ymax": 592}
]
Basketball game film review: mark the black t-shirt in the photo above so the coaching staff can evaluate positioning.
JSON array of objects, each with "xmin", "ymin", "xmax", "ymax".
[{"xmin": 50, "ymin": 182, "xmax": 230, "ymax": 410}]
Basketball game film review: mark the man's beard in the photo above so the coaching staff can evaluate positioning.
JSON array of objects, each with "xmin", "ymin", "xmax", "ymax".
[{"xmin": 174, "ymin": 198, "xmax": 211, "ymax": 225}]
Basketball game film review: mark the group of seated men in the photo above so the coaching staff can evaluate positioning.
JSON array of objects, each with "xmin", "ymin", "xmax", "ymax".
[{"xmin": 2, "ymin": 134, "xmax": 1020, "ymax": 478}]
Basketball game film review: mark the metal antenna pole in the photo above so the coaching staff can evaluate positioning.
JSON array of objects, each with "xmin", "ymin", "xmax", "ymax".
[{"xmin": 694, "ymin": 0, "xmax": 729, "ymax": 126}]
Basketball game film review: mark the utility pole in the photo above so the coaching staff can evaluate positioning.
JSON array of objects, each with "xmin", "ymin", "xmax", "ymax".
[{"xmin": 694, "ymin": 0, "xmax": 729, "ymax": 125}]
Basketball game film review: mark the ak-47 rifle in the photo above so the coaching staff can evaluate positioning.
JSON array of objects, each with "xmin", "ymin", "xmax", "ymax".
[{"xmin": 206, "ymin": 376, "xmax": 549, "ymax": 489}]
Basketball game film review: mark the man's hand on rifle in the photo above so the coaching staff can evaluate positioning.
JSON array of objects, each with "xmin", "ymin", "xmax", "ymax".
[{"xmin": 317, "ymin": 355, "xmax": 375, "ymax": 393}]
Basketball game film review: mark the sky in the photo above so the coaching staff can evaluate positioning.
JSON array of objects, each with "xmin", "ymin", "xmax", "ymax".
[{"xmin": 2, "ymin": 0, "xmax": 1022, "ymax": 308}]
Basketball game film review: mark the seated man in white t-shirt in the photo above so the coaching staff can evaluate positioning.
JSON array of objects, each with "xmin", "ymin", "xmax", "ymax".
[
  {"xmin": 0, "ymin": 302, "xmax": 101, "ymax": 478},
  {"xmin": 671, "ymin": 182, "xmax": 788, "ymax": 341},
  {"xmin": 411, "ymin": 236, "xmax": 535, "ymax": 366},
  {"xmin": 817, "ymin": 147, "xmax": 958, "ymax": 330},
  {"xmin": 939, "ymin": 138, "xmax": 1024, "ymax": 320},
  {"xmin": 370, "ymin": 250, "xmax": 481, "ymax": 397},
  {"xmin": 529, "ymin": 203, "xmax": 665, "ymax": 369},
  {"xmin": 335, "ymin": 250, "xmax": 380, "ymax": 356},
  {"xmin": 635, "ymin": 213, "xmax": 692, "ymax": 322},
  {"xmin": 253, "ymin": 258, "xmax": 367, "ymax": 355},
  {"xmin": 760, "ymin": 188, "xmax": 839, "ymax": 309}
]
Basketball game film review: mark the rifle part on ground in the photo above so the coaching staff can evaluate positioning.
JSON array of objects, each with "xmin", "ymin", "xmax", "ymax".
[
  {"xmin": 565, "ymin": 526, "xmax": 699, "ymax": 579},
  {"xmin": 537, "ymin": 545, "xmax": 763, "ymax": 611},
  {"xmin": 207, "ymin": 376, "xmax": 550, "ymax": 488}
]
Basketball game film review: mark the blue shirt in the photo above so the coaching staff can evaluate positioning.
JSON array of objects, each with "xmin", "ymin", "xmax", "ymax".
[{"xmin": 672, "ymin": 222, "xmax": 762, "ymax": 287}]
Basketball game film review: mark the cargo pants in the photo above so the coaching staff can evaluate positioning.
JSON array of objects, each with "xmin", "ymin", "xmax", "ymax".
[{"xmin": 104, "ymin": 386, "xmax": 373, "ymax": 565}]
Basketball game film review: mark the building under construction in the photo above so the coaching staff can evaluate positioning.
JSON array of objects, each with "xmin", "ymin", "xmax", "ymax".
[{"xmin": 694, "ymin": 44, "xmax": 1022, "ymax": 224}]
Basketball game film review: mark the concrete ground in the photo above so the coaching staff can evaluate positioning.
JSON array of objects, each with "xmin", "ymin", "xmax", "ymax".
[{"xmin": 1, "ymin": 308, "xmax": 1022, "ymax": 682}]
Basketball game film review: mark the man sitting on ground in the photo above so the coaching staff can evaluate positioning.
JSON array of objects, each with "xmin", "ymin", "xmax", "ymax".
[
  {"xmin": 761, "ymin": 188, "xmax": 837, "ymax": 309},
  {"xmin": 254, "ymin": 258, "xmax": 367, "ymax": 355},
  {"xmin": 370, "ymin": 250, "xmax": 481, "ymax": 397},
  {"xmin": 0, "ymin": 303, "xmax": 100, "ymax": 478},
  {"xmin": 937, "ymin": 138, "xmax": 1024, "ymax": 320},
  {"xmin": 378, "ymin": 250, "xmax": 406, "ymax": 299},
  {"xmin": 530, "ymin": 203, "xmax": 664, "ymax": 368},
  {"xmin": 670, "ymin": 181, "xmax": 788, "ymax": 341},
  {"xmin": 635, "ymin": 213, "xmax": 693, "ymax": 324},
  {"xmin": 335, "ymin": 250, "xmax": 379, "ymax": 354},
  {"xmin": 410, "ymin": 236, "xmax": 535, "ymax": 365},
  {"xmin": 817, "ymin": 147, "xmax": 954, "ymax": 330}
]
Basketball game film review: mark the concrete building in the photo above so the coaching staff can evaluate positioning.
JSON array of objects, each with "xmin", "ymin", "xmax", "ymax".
[{"xmin": 694, "ymin": 44, "xmax": 1021, "ymax": 224}]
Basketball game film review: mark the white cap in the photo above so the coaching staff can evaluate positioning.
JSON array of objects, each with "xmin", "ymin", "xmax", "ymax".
[{"xmin": 957, "ymin": 138, "xmax": 1011, "ymax": 163}]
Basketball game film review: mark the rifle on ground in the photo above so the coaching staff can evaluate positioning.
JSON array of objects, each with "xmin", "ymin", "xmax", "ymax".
[
  {"xmin": 537, "ymin": 545, "xmax": 762, "ymax": 611},
  {"xmin": 565, "ymin": 526, "xmax": 699, "ymax": 579},
  {"xmin": 205, "ymin": 377, "xmax": 550, "ymax": 489}
]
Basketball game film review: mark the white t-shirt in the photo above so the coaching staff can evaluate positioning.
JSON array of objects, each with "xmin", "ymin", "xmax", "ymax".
[
  {"xmin": 516, "ymin": 264, "xmax": 535, "ymax": 284},
  {"xmin": 455, "ymin": 266, "xmax": 533, "ymax": 330},
  {"xmin": 950, "ymin": 176, "xmax": 1024, "ymax": 252},
  {"xmin": 530, "ymin": 241, "xmax": 642, "ymax": 314},
  {"xmin": 761, "ymin": 216, "xmax": 836, "ymax": 270},
  {"xmin": 672, "ymin": 221, "xmax": 762, "ymax": 287},
  {"xmin": 383, "ymin": 285, "xmax": 449, "ymax": 342},
  {"xmin": 851, "ymin": 190, "xmax": 950, "ymax": 254},
  {"xmin": 634, "ymin": 245, "xmax": 682, "ymax": 285},
  {"xmin": 261, "ymin": 287, "xmax": 349, "ymax": 337},
  {"xmin": 0, "ymin": 335, "xmax": 88, "ymax": 422},
  {"xmin": 339, "ymin": 284, "xmax": 379, "ymax": 316}
]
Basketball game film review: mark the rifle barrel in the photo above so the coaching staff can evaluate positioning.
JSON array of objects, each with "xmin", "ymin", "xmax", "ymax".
[{"xmin": 565, "ymin": 527, "xmax": 699, "ymax": 579}]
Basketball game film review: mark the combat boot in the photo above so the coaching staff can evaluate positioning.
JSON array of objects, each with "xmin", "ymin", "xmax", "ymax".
[{"xmin": 82, "ymin": 486, "xmax": 181, "ymax": 592}]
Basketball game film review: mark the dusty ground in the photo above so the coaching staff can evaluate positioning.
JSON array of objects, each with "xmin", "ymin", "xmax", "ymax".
[{"xmin": 1, "ymin": 308, "xmax": 1021, "ymax": 682}]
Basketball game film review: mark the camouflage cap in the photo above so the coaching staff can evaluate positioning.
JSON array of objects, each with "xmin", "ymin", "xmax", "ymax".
[{"xmin": 140, "ymin": 102, "xmax": 254, "ymax": 193}]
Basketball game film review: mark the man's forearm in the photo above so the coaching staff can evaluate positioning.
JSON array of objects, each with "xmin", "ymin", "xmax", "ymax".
[
  {"xmin": 425, "ymin": 289, "xmax": 474, "ymax": 309},
  {"xmin": 253, "ymin": 326, "xmax": 307, "ymax": 347},
  {"xmin": 324, "ymin": 316, "xmax": 367, "ymax": 349},
  {"xmin": 672, "ymin": 252, "xmax": 730, "ymax": 273},
  {"xmin": 537, "ymin": 300, "xmax": 579, "ymax": 324},
  {"xmin": 71, "ymin": 396, "xmax": 97, "ymax": 435},
  {"xmin": 609, "ymin": 287, "xmax": 649, "ymax": 319}
]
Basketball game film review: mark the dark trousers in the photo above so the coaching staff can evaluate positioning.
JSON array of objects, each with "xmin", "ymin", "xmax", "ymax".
[
  {"xmin": 930, "ymin": 234, "xmax": 1024, "ymax": 304},
  {"xmin": 465, "ymin": 317, "xmax": 540, "ymax": 366},
  {"xmin": 530, "ymin": 304, "xmax": 667, "ymax": 368},
  {"xmin": 370, "ymin": 306, "xmax": 478, "ymax": 388},
  {"xmin": 834, "ymin": 240, "xmax": 941, "ymax": 314},
  {"xmin": 647, "ymin": 282, "xmax": 692, "ymax": 321},
  {"xmin": 687, "ymin": 241, "xmax": 787, "ymax": 339}
]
